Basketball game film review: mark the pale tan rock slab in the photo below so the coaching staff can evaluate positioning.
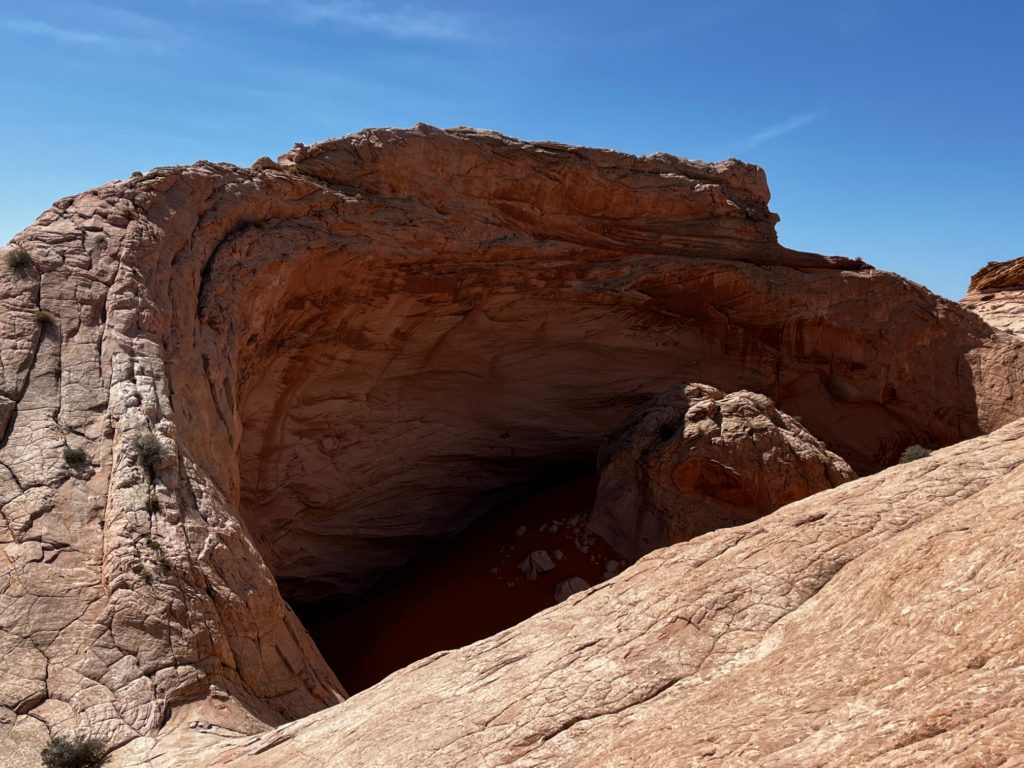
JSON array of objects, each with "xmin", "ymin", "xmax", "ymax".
[{"xmin": 119, "ymin": 418, "xmax": 1024, "ymax": 767}]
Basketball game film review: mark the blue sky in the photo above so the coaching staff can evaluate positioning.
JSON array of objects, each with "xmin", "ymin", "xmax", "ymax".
[{"xmin": 1, "ymin": 0, "xmax": 1020, "ymax": 298}]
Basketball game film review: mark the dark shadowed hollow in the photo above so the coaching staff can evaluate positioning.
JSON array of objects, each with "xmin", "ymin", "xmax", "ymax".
[{"xmin": 293, "ymin": 470, "xmax": 624, "ymax": 693}]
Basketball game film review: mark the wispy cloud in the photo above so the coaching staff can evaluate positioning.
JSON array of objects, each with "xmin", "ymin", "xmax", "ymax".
[
  {"xmin": 3, "ymin": 19, "xmax": 122, "ymax": 49},
  {"xmin": 291, "ymin": 1, "xmax": 471, "ymax": 40},
  {"xmin": 3, "ymin": 12, "xmax": 178, "ymax": 55},
  {"xmin": 740, "ymin": 110, "xmax": 823, "ymax": 150}
]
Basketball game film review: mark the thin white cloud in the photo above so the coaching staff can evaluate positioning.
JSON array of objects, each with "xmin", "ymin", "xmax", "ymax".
[
  {"xmin": 3, "ymin": 19, "xmax": 122, "ymax": 49},
  {"xmin": 292, "ymin": 1, "xmax": 470, "ymax": 40},
  {"xmin": 740, "ymin": 110, "xmax": 823, "ymax": 150},
  {"xmin": 3, "ymin": 13, "xmax": 176, "ymax": 55},
  {"xmin": 78, "ymin": 3, "xmax": 175, "ymax": 36}
]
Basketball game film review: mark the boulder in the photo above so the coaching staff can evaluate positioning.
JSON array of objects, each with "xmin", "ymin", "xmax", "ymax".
[
  {"xmin": 518, "ymin": 550, "xmax": 556, "ymax": 581},
  {"xmin": 554, "ymin": 577, "xmax": 591, "ymax": 603},
  {"xmin": 589, "ymin": 384, "xmax": 856, "ymax": 560}
]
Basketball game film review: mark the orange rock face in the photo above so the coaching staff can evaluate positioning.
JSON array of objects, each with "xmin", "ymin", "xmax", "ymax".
[
  {"xmin": 1, "ymin": 125, "xmax": 1024, "ymax": 764},
  {"xmin": 589, "ymin": 384, "xmax": 856, "ymax": 560},
  {"xmin": 20, "ymin": 124, "xmax": 1013, "ymax": 609}
]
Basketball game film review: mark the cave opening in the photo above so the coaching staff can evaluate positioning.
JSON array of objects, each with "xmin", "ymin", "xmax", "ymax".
[
  {"xmin": 218, "ymin": 244, "xmax": 953, "ymax": 698},
  {"xmin": 289, "ymin": 463, "xmax": 626, "ymax": 694},
  {"xmin": 224, "ymin": 265, "xmax": 698, "ymax": 695}
]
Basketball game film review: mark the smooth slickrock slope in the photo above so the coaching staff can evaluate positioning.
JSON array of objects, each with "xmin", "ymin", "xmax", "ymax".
[
  {"xmin": 115, "ymin": 416, "xmax": 1024, "ymax": 767},
  {"xmin": 589, "ymin": 384, "xmax": 856, "ymax": 560},
  {"xmin": 2, "ymin": 125, "xmax": 1024, "ymax": 764}
]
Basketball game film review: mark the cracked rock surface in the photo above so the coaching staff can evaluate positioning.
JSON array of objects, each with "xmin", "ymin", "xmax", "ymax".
[
  {"xmin": 2, "ymin": 124, "xmax": 1024, "ymax": 765},
  {"xmin": 115, "ymin": 417, "xmax": 1024, "ymax": 766}
]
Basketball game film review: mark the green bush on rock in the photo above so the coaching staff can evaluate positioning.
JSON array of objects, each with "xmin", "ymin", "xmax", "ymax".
[{"xmin": 40, "ymin": 735, "xmax": 106, "ymax": 768}]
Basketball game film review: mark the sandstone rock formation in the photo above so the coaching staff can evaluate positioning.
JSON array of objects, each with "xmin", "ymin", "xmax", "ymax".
[
  {"xmin": 8, "ymin": 123, "xmax": 1020, "ymax": 609},
  {"xmin": 589, "ymin": 384, "xmax": 856, "ymax": 560},
  {"xmin": 964, "ymin": 255, "xmax": 1024, "ymax": 335},
  {"xmin": 2, "ymin": 124, "xmax": 1024, "ymax": 764},
  {"xmin": 112, "ymin": 416, "xmax": 1024, "ymax": 767}
]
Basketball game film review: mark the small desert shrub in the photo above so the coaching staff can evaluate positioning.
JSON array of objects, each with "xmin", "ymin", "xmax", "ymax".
[
  {"xmin": 63, "ymin": 447, "xmax": 88, "ymax": 467},
  {"xmin": 35, "ymin": 309, "xmax": 57, "ymax": 326},
  {"xmin": 899, "ymin": 444, "xmax": 932, "ymax": 463},
  {"xmin": 40, "ymin": 734, "xmax": 106, "ymax": 768},
  {"xmin": 146, "ymin": 492, "xmax": 160, "ymax": 513},
  {"xmin": 5, "ymin": 248, "xmax": 32, "ymax": 270},
  {"xmin": 134, "ymin": 433, "xmax": 165, "ymax": 480},
  {"xmin": 146, "ymin": 538, "xmax": 162, "ymax": 551}
]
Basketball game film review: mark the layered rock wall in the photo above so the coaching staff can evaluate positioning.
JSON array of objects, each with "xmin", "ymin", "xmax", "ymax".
[
  {"xmin": 53, "ymin": 125, "xmax": 1018, "ymax": 605},
  {"xmin": 2, "ymin": 125, "xmax": 1023, "ymax": 761},
  {"xmin": 964, "ymin": 255, "xmax": 1024, "ymax": 335}
]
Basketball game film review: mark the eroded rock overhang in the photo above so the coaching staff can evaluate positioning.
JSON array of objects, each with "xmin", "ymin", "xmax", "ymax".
[
  {"xmin": 3, "ymin": 125, "xmax": 1024, "ymax": 754},
  {"xmin": 11, "ymin": 126, "xmax": 1023, "ymax": 605}
]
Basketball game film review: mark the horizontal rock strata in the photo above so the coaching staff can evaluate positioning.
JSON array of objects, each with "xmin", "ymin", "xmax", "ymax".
[
  {"xmin": 2, "ymin": 125, "xmax": 1023, "ymax": 763},
  {"xmin": 963, "ymin": 255, "xmax": 1024, "ymax": 335}
]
